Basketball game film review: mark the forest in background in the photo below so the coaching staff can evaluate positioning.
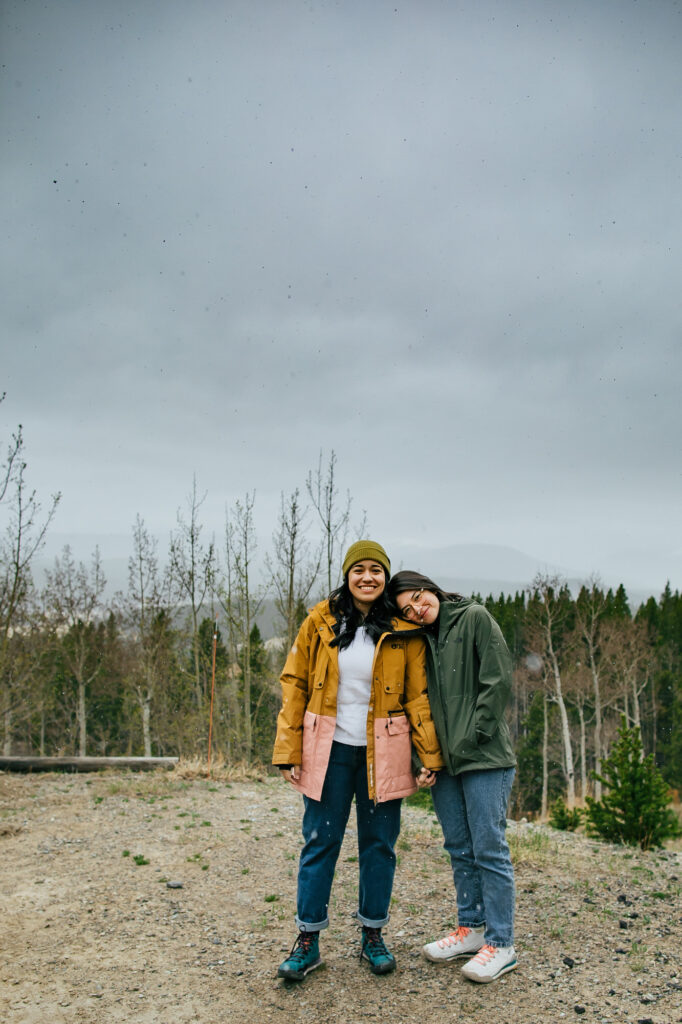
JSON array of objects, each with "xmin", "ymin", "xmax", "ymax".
[{"xmin": 2, "ymin": 415, "xmax": 681, "ymax": 816}]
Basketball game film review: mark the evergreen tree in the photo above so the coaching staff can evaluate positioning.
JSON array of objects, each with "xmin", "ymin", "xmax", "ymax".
[
  {"xmin": 244, "ymin": 623, "xmax": 278, "ymax": 762},
  {"xmin": 584, "ymin": 717, "xmax": 681, "ymax": 850},
  {"xmin": 605, "ymin": 584, "xmax": 631, "ymax": 621}
]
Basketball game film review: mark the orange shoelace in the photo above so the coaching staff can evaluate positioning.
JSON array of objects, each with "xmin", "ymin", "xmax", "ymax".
[
  {"xmin": 438, "ymin": 926, "xmax": 472, "ymax": 948},
  {"xmin": 470, "ymin": 944, "xmax": 497, "ymax": 963}
]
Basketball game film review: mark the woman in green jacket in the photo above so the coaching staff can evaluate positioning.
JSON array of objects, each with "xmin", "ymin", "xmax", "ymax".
[{"xmin": 388, "ymin": 570, "xmax": 518, "ymax": 984}]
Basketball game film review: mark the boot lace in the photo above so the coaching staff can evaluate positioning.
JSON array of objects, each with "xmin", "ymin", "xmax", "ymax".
[
  {"xmin": 361, "ymin": 927, "xmax": 389, "ymax": 958},
  {"xmin": 286, "ymin": 931, "xmax": 316, "ymax": 965}
]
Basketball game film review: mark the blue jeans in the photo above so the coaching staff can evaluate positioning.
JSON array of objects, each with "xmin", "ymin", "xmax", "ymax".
[
  {"xmin": 296, "ymin": 741, "xmax": 402, "ymax": 931},
  {"xmin": 431, "ymin": 767, "xmax": 516, "ymax": 948}
]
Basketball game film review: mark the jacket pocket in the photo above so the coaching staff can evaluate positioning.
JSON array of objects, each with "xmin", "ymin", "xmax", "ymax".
[
  {"xmin": 379, "ymin": 641, "xmax": 407, "ymax": 694},
  {"xmin": 446, "ymin": 694, "xmax": 479, "ymax": 759},
  {"xmin": 294, "ymin": 710, "xmax": 336, "ymax": 801},
  {"xmin": 373, "ymin": 714, "xmax": 417, "ymax": 801}
]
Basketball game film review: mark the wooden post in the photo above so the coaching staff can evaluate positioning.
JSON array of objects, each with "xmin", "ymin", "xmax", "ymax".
[{"xmin": 207, "ymin": 615, "xmax": 218, "ymax": 776}]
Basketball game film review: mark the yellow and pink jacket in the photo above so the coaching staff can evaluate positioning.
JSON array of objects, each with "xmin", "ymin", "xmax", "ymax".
[{"xmin": 272, "ymin": 600, "xmax": 444, "ymax": 803}]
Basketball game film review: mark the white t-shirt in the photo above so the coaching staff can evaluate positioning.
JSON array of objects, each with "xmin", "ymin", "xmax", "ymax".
[{"xmin": 334, "ymin": 625, "xmax": 375, "ymax": 746}]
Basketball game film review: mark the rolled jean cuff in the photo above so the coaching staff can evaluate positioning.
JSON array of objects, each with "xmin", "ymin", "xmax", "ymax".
[
  {"xmin": 355, "ymin": 910, "xmax": 390, "ymax": 928},
  {"xmin": 459, "ymin": 919, "xmax": 485, "ymax": 929},
  {"xmin": 295, "ymin": 915, "xmax": 329, "ymax": 932}
]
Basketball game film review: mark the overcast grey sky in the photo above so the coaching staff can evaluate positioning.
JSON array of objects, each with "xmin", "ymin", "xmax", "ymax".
[{"xmin": 1, "ymin": 0, "xmax": 680, "ymax": 595}]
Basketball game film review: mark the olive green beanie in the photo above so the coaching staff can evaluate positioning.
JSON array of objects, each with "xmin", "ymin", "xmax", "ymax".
[{"xmin": 342, "ymin": 540, "xmax": 391, "ymax": 578}]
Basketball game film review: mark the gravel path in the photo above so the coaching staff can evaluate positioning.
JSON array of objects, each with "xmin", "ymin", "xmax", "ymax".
[{"xmin": 1, "ymin": 768, "xmax": 680, "ymax": 1024}]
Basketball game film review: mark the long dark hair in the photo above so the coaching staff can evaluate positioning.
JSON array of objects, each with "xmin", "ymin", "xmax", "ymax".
[
  {"xmin": 387, "ymin": 570, "xmax": 464, "ymax": 616},
  {"xmin": 328, "ymin": 577, "xmax": 394, "ymax": 650}
]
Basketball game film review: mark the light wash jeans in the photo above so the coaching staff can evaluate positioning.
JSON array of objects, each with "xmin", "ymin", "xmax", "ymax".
[
  {"xmin": 431, "ymin": 767, "xmax": 516, "ymax": 948},
  {"xmin": 295, "ymin": 740, "xmax": 402, "ymax": 932}
]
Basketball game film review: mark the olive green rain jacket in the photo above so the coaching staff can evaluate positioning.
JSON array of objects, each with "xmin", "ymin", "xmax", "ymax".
[{"xmin": 425, "ymin": 598, "xmax": 516, "ymax": 776}]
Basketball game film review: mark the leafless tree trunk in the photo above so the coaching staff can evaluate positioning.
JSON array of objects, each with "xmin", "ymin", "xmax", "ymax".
[
  {"xmin": 574, "ymin": 579, "xmax": 608, "ymax": 799},
  {"xmin": 44, "ymin": 546, "xmax": 106, "ymax": 757},
  {"xmin": 306, "ymin": 450, "xmax": 352, "ymax": 595},
  {"xmin": 528, "ymin": 574, "xmax": 576, "ymax": 808},
  {"xmin": 266, "ymin": 488, "xmax": 321, "ymax": 650},
  {"xmin": 601, "ymin": 619, "xmax": 651, "ymax": 742},
  {"xmin": 122, "ymin": 516, "xmax": 175, "ymax": 757},
  {"xmin": 220, "ymin": 492, "xmax": 266, "ymax": 762},
  {"xmin": 169, "ymin": 478, "xmax": 215, "ymax": 709},
  {"xmin": 541, "ymin": 691, "xmax": 549, "ymax": 819},
  {"xmin": 1, "ymin": 422, "xmax": 60, "ymax": 754},
  {"xmin": 577, "ymin": 702, "xmax": 587, "ymax": 800}
]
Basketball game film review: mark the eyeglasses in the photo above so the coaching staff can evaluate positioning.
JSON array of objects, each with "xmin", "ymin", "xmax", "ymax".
[{"xmin": 400, "ymin": 589, "xmax": 425, "ymax": 620}]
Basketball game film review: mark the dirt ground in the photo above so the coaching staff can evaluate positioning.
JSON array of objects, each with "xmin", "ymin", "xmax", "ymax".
[{"xmin": 1, "ymin": 767, "xmax": 681, "ymax": 1024}]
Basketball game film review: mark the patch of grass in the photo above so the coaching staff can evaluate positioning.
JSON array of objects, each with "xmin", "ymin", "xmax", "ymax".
[
  {"xmin": 173, "ymin": 756, "xmax": 269, "ymax": 783},
  {"xmin": 405, "ymin": 789, "xmax": 435, "ymax": 812},
  {"xmin": 133, "ymin": 854, "xmax": 149, "ymax": 866},
  {"xmin": 264, "ymin": 894, "xmax": 279, "ymax": 903},
  {"xmin": 122, "ymin": 849, "xmax": 130, "ymax": 857},
  {"xmin": 508, "ymin": 826, "xmax": 557, "ymax": 867}
]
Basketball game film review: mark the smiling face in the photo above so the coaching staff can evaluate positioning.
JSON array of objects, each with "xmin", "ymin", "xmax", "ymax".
[
  {"xmin": 395, "ymin": 587, "xmax": 440, "ymax": 626},
  {"xmin": 347, "ymin": 560, "xmax": 386, "ymax": 614}
]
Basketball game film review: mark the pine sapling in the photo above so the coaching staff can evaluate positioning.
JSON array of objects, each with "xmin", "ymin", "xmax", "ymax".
[{"xmin": 584, "ymin": 717, "xmax": 681, "ymax": 851}]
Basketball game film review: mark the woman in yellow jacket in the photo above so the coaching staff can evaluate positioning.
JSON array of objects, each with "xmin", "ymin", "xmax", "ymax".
[{"xmin": 273, "ymin": 540, "xmax": 443, "ymax": 982}]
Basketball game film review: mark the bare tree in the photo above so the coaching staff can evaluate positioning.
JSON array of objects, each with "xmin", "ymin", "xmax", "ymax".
[
  {"xmin": 0, "ymin": 421, "xmax": 60, "ymax": 753},
  {"xmin": 574, "ymin": 579, "xmax": 609, "ymax": 799},
  {"xmin": 0, "ymin": 400, "xmax": 22, "ymax": 505},
  {"xmin": 601, "ymin": 619, "xmax": 653, "ymax": 734},
  {"xmin": 306, "ymin": 449, "xmax": 352, "ymax": 595},
  {"xmin": 266, "ymin": 488, "xmax": 321, "ymax": 650},
  {"xmin": 168, "ymin": 478, "xmax": 216, "ymax": 709},
  {"xmin": 43, "ymin": 546, "xmax": 106, "ymax": 757},
  {"xmin": 219, "ymin": 492, "xmax": 267, "ymax": 761},
  {"xmin": 121, "ymin": 516, "xmax": 175, "ymax": 756},
  {"xmin": 526, "ymin": 574, "xmax": 577, "ymax": 808},
  {"xmin": 562, "ymin": 652, "xmax": 594, "ymax": 801}
]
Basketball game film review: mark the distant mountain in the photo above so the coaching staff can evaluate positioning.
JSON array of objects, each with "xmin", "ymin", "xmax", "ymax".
[
  {"xmin": 387, "ymin": 542, "xmax": 654, "ymax": 609},
  {"xmin": 32, "ymin": 535, "xmax": 660, "ymax": 635},
  {"xmin": 389, "ymin": 542, "xmax": 568, "ymax": 585}
]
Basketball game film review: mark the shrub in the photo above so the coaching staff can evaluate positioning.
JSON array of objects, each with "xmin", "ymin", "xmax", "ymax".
[
  {"xmin": 584, "ymin": 717, "xmax": 681, "ymax": 851},
  {"xmin": 549, "ymin": 798, "xmax": 582, "ymax": 831}
]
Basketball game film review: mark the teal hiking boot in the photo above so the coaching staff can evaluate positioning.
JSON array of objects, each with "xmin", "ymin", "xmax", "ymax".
[
  {"xmin": 277, "ymin": 931, "xmax": 322, "ymax": 981},
  {"xmin": 360, "ymin": 927, "xmax": 396, "ymax": 975}
]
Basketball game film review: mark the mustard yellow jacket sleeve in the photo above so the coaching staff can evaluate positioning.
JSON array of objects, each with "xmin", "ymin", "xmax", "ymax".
[
  {"xmin": 271, "ymin": 616, "xmax": 315, "ymax": 766},
  {"xmin": 402, "ymin": 634, "xmax": 445, "ymax": 771}
]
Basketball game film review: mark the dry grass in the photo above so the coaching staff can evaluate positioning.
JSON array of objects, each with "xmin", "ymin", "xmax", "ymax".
[{"xmin": 172, "ymin": 755, "xmax": 272, "ymax": 783}]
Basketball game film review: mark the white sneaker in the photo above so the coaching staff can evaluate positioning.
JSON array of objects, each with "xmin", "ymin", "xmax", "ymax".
[
  {"xmin": 461, "ymin": 944, "xmax": 517, "ymax": 983},
  {"xmin": 423, "ymin": 925, "xmax": 485, "ymax": 962}
]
